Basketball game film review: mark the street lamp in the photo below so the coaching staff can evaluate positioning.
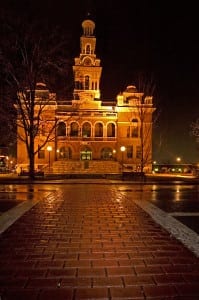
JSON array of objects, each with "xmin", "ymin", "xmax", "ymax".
[
  {"xmin": 56, "ymin": 149, "xmax": 60, "ymax": 161},
  {"xmin": 47, "ymin": 145, "xmax": 52, "ymax": 170},
  {"xmin": 120, "ymin": 146, "xmax": 126, "ymax": 173}
]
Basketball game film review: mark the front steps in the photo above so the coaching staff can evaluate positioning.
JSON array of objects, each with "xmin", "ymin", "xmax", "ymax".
[{"xmin": 51, "ymin": 160, "xmax": 121, "ymax": 174}]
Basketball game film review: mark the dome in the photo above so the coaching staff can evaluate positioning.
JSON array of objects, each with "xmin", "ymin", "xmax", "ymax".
[
  {"xmin": 82, "ymin": 19, "xmax": 95, "ymax": 36},
  {"xmin": 125, "ymin": 85, "xmax": 137, "ymax": 93},
  {"xmin": 36, "ymin": 82, "xmax": 48, "ymax": 90}
]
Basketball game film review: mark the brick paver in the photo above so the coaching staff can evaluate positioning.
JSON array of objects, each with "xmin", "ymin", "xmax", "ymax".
[{"xmin": 0, "ymin": 184, "xmax": 199, "ymax": 299}]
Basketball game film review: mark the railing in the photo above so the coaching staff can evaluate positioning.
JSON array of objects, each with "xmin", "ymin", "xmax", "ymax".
[{"xmin": 57, "ymin": 136, "xmax": 116, "ymax": 141}]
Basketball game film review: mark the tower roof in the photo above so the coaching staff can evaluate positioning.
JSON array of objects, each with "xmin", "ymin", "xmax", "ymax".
[{"xmin": 82, "ymin": 18, "xmax": 95, "ymax": 36}]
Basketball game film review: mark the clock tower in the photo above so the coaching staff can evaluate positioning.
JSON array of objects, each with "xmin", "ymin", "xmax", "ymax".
[{"xmin": 73, "ymin": 18, "xmax": 102, "ymax": 101}]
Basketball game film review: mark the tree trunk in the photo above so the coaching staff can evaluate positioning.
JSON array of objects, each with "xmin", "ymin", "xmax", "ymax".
[
  {"xmin": 29, "ymin": 137, "xmax": 35, "ymax": 180},
  {"xmin": 140, "ymin": 117, "xmax": 144, "ymax": 174}
]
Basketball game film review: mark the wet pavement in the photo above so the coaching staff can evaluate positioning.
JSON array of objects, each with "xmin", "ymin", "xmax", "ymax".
[
  {"xmin": 145, "ymin": 184, "xmax": 199, "ymax": 234},
  {"xmin": 0, "ymin": 182, "xmax": 199, "ymax": 299}
]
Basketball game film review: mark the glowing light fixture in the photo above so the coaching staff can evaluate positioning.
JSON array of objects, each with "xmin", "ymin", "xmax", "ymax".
[
  {"xmin": 47, "ymin": 146, "xmax": 52, "ymax": 170},
  {"xmin": 120, "ymin": 146, "xmax": 126, "ymax": 174}
]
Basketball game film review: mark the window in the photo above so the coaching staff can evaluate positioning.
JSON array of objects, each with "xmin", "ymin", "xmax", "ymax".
[
  {"xmin": 132, "ymin": 119, "xmax": 138, "ymax": 137},
  {"xmin": 127, "ymin": 126, "xmax": 130, "ymax": 138},
  {"xmin": 132, "ymin": 127, "xmax": 138, "ymax": 137},
  {"xmin": 70, "ymin": 122, "xmax": 79, "ymax": 136},
  {"xmin": 107, "ymin": 123, "xmax": 115, "ymax": 137},
  {"xmin": 0, "ymin": 156, "xmax": 6, "ymax": 168},
  {"xmin": 82, "ymin": 122, "xmax": 91, "ymax": 137},
  {"xmin": 85, "ymin": 75, "xmax": 89, "ymax": 90},
  {"xmin": 95, "ymin": 123, "xmax": 103, "ymax": 137},
  {"xmin": 101, "ymin": 147, "xmax": 113, "ymax": 160},
  {"xmin": 136, "ymin": 146, "xmax": 141, "ymax": 159},
  {"xmin": 57, "ymin": 122, "xmax": 66, "ymax": 136},
  {"xmin": 126, "ymin": 146, "xmax": 133, "ymax": 158},
  {"xmin": 86, "ymin": 44, "xmax": 91, "ymax": 54},
  {"xmin": 59, "ymin": 147, "xmax": 72, "ymax": 159}
]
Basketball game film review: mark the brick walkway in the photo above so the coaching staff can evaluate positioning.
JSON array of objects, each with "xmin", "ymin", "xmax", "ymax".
[{"xmin": 0, "ymin": 184, "xmax": 199, "ymax": 299}]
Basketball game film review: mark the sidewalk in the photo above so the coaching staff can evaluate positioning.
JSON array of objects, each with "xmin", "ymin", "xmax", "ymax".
[
  {"xmin": 0, "ymin": 184, "xmax": 199, "ymax": 299},
  {"xmin": 0, "ymin": 172, "xmax": 198, "ymax": 184}
]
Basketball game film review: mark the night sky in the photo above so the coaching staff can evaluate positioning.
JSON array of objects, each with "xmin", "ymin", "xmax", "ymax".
[{"xmin": 2, "ymin": 0, "xmax": 199, "ymax": 163}]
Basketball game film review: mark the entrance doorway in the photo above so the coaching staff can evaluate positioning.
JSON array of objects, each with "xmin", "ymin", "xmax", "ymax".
[{"xmin": 80, "ymin": 150, "xmax": 92, "ymax": 160}]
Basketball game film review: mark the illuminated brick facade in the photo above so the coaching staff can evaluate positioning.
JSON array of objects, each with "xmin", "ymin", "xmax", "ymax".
[{"xmin": 17, "ymin": 17, "xmax": 155, "ymax": 174}]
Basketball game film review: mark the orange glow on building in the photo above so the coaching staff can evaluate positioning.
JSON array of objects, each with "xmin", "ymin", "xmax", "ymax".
[{"xmin": 16, "ymin": 17, "xmax": 156, "ymax": 174}]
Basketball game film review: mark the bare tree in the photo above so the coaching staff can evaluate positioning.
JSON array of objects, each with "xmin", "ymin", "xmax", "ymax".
[
  {"xmin": 0, "ymin": 85, "xmax": 16, "ymax": 152},
  {"xmin": 0, "ymin": 15, "xmax": 70, "ymax": 179},
  {"xmin": 132, "ymin": 72, "xmax": 157, "ymax": 174},
  {"xmin": 190, "ymin": 118, "xmax": 199, "ymax": 154}
]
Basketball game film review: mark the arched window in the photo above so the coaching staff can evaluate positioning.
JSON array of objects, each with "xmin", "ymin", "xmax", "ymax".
[
  {"xmin": 101, "ymin": 147, "xmax": 113, "ymax": 160},
  {"xmin": 59, "ymin": 147, "xmax": 72, "ymax": 159},
  {"xmin": 85, "ymin": 75, "xmax": 89, "ymax": 90},
  {"xmin": 57, "ymin": 122, "xmax": 66, "ymax": 136},
  {"xmin": 95, "ymin": 123, "xmax": 103, "ymax": 137},
  {"xmin": 107, "ymin": 123, "xmax": 115, "ymax": 137},
  {"xmin": 70, "ymin": 122, "xmax": 79, "ymax": 136},
  {"xmin": 127, "ymin": 126, "xmax": 130, "ymax": 138},
  {"xmin": 82, "ymin": 122, "xmax": 91, "ymax": 137},
  {"xmin": 131, "ymin": 118, "xmax": 138, "ymax": 137},
  {"xmin": 86, "ymin": 44, "xmax": 91, "ymax": 54}
]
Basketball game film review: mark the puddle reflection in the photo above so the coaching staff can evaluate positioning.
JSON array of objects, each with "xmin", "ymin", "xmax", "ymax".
[{"xmin": 149, "ymin": 184, "xmax": 199, "ymax": 212}]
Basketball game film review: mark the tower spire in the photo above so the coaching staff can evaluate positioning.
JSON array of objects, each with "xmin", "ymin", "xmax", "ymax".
[{"xmin": 72, "ymin": 17, "xmax": 102, "ymax": 101}]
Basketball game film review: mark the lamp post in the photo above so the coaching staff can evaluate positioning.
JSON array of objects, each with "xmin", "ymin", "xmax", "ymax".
[
  {"xmin": 112, "ymin": 149, "xmax": 116, "ymax": 160},
  {"xmin": 47, "ymin": 146, "xmax": 52, "ymax": 171},
  {"xmin": 56, "ymin": 149, "xmax": 60, "ymax": 161},
  {"xmin": 120, "ymin": 146, "xmax": 126, "ymax": 175}
]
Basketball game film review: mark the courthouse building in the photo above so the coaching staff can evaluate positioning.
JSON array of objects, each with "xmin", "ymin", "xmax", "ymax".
[{"xmin": 17, "ymin": 17, "xmax": 156, "ymax": 174}]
